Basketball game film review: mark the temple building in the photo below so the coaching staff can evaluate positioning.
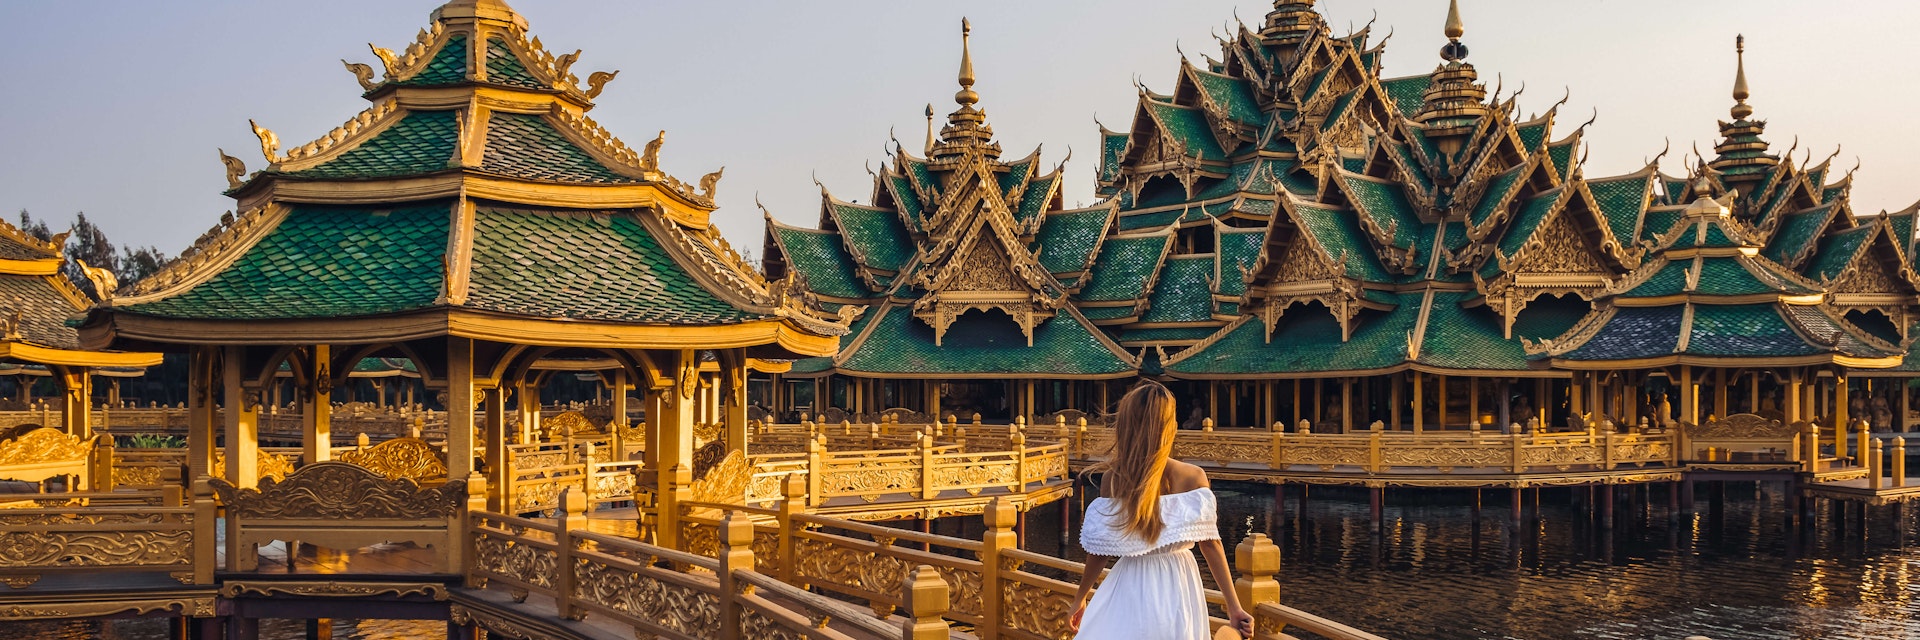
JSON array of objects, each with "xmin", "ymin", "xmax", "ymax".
[{"xmin": 764, "ymin": 0, "xmax": 1920, "ymax": 434}]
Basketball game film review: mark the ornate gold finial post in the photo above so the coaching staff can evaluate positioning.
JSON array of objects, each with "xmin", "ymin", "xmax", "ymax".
[
  {"xmin": 956, "ymin": 18, "xmax": 977, "ymax": 107},
  {"xmin": 1444, "ymin": 0, "xmax": 1465, "ymax": 40},
  {"xmin": 924, "ymin": 104, "xmax": 936, "ymax": 155},
  {"xmin": 979, "ymin": 497, "xmax": 1017, "ymax": 640},
  {"xmin": 903, "ymin": 565, "xmax": 953, "ymax": 640},
  {"xmin": 1235, "ymin": 533, "xmax": 1283, "ymax": 633},
  {"xmin": 1731, "ymin": 35, "xmax": 1753, "ymax": 120}
]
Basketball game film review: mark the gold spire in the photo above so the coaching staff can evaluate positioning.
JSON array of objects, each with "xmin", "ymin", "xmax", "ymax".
[
  {"xmin": 1730, "ymin": 35, "xmax": 1753, "ymax": 120},
  {"xmin": 955, "ymin": 19, "xmax": 979, "ymax": 107},
  {"xmin": 1444, "ymin": 0, "xmax": 1465, "ymax": 39},
  {"xmin": 925, "ymin": 104, "xmax": 936, "ymax": 155}
]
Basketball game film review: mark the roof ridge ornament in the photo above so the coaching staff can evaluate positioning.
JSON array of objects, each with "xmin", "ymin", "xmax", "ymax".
[
  {"xmin": 1440, "ymin": 0, "xmax": 1468, "ymax": 62},
  {"xmin": 1730, "ymin": 35, "xmax": 1753, "ymax": 120}
]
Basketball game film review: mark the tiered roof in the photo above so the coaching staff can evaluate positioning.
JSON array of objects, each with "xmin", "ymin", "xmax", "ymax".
[
  {"xmin": 0, "ymin": 223, "xmax": 159, "ymax": 368},
  {"xmin": 86, "ymin": 0, "xmax": 850, "ymax": 356},
  {"xmin": 770, "ymin": 0, "xmax": 1920, "ymax": 381}
]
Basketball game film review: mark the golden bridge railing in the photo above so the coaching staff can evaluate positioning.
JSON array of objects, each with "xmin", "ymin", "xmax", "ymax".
[
  {"xmin": 671, "ymin": 477, "xmax": 1372, "ymax": 640},
  {"xmin": 741, "ymin": 430, "xmax": 1070, "ymax": 508},
  {"xmin": 0, "ymin": 485, "xmax": 214, "ymax": 589},
  {"xmin": 469, "ymin": 489, "xmax": 928, "ymax": 640},
  {"xmin": 1052, "ymin": 425, "xmax": 1681, "ymax": 475},
  {"xmin": 504, "ymin": 437, "xmax": 637, "ymax": 514}
]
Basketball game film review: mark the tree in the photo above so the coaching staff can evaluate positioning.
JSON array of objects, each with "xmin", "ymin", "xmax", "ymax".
[
  {"xmin": 15, "ymin": 209, "xmax": 51, "ymax": 243},
  {"xmin": 118, "ymin": 245, "xmax": 170, "ymax": 289}
]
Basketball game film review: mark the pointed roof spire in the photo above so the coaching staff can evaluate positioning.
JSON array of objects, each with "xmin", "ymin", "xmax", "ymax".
[
  {"xmin": 1730, "ymin": 35, "xmax": 1753, "ymax": 120},
  {"xmin": 955, "ymin": 18, "xmax": 979, "ymax": 108},
  {"xmin": 1440, "ymin": 0, "xmax": 1469, "ymax": 61},
  {"xmin": 924, "ymin": 104, "xmax": 936, "ymax": 155}
]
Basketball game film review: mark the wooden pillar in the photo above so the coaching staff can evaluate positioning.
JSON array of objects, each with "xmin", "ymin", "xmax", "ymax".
[
  {"xmin": 1292, "ymin": 379, "xmax": 1302, "ymax": 426},
  {"xmin": 927, "ymin": 380, "xmax": 941, "ymax": 422},
  {"xmin": 1412, "ymin": 373, "xmax": 1424, "ymax": 434},
  {"xmin": 1389, "ymin": 374, "xmax": 1402, "ymax": 430},
  {"xmin": 1535, "ymin": 378, "xmax": 1548, "ymax": 429},
  {"xmin": 656, "ymin": 349, "xmax": 700, "ymax": 551},
  {"xmin": 724, "ymin": 354, "xmax": 748, "ymax": 455},
  {"xmin": 1904, "ymin": 380, "xmax": 1913, "ymax": 434},
  {"xmin": 1497, "ymin": 379, "xmax": 1511, "ymax": 432},
  {"xmin": 609, "ymin": 369, "xmax": 629, "ymax": 456},
  {"xmin": 1209, "ymin": 383, "xmax": 1219, "ymax": 424},
  {"xmin": 1469, "ymin": 377, "xmax": 1480, "ymax": 431},
  {"xmin": 1714, "ymin": 368, "xmax": 1728, "ymax": 419},
  {"xmin": 1437, "ymin": 374, "xmax": 1449, "ymax": 431},
  {"xmin": 1750, "ymin": 371, "xmax": 1761, "ymax": 417},
  {"xmin": 1679, "ymin": 366, "xmax": 1694, "ymax": 427},
  {"xmin": 301, "ymin": 345, "xmax": 333, "ymax": 464},
  {"xmin": 483, "ymin": 386, "xmax": 507, "ymax": 512},
  {"xmin": 1341, "ymin": 378, "xmax": 1353, "ymax": 434},
  {"xmin": 1786, "ymin": 369, "xmax": 1803, "ymax": 423},
  {"xmin": 221, "ymin": 346, "xmax": 260, "ymax": 489},
  {"xmin": 59, "ymin": 368, "xmax": 91, "ymax": 439},
  {"xmin": 1835, "ymin": 372, "xmax": 1850, "ymax": 436},
  {"xmin": 185, "ymin": 346, "xmax": 217, "ymax": 482},
  {"xmin": 446, "ymin": 337, "xmax": 476, "ymax": 480},
  {"xmin": 1313, "ymin": 378, "xmax": 1323, "ymax": 429}
]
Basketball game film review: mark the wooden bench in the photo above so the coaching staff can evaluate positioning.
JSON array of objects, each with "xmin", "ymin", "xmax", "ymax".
[{"xmin": 210, "ymin": 461, "xmax": 467, "ymax": 572}]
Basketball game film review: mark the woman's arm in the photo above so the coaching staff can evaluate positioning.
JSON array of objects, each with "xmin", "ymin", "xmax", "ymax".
[
  {"xmin": 1199, "ymin": 539, "xmax": 1254, "ymax": 637},
  {"xmin": 1069, "ymin": 553, "xmax": 1111, "ymax": 632}
]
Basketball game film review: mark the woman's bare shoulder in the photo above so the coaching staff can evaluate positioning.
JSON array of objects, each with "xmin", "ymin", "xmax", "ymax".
[{"xmin": 1164, "ymin": 460, "xmax": 1210, "ymax": 493}]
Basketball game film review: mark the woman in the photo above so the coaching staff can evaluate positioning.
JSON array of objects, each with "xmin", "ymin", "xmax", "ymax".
[{"xmin": 1070, "ymin": 382, "xmax": 1254, "ymax": 639}]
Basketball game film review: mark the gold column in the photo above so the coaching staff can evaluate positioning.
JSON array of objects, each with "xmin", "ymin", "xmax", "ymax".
[
  {"xmin": 1390, "ymin": 375, "xmax": 1401, "ymax": 430},
  {"xmin": 301, "ymin": 345, "xmax": 332, "ymax": 464},
  {"xmin": 1679, "ymin": 366, "xmax": 1694, "ymax": 426},
  {"xmin": 220, "ymin": 346, "xmax": 260, "ymax": 489},
  {"xmin": 1341, "ymin": 378, "xmax": 1353, "ymax": 433},
  {"xmin": 446, "ymin": 337, "xmax": 476, "ymax": 479},
  {"xmin": 725, "ymin": 355, "xmax": 748, "ymax": 455},
  {"xmin": 1412, "ymin": 373, "xmax": 1424, "ymax": 434},
  {"xmin": 1313, "ymin": 378, "xmax": 1324, "ymax": 428},
  {"xmin": 1209, "ymin": 383, "xmax": 1219, "ymax": 423},
  {"xmin": 186, "ymin": 346, "xmax": 217, "ymax": 482},
  {"xmin": 483, "ymin": 386, "xmax": 507, "ymax": 511},
  {"xmin": 1569, "ymin": 372, "xmax": 1583, "ymax": 421},
  {"xmin": 656, "ymin": 349, "xmax": 700, "ymax": 550},
  {"xmin": 1714, "ymin": 368, "xmax": 1728, "ymax": 419},
  {"xmin": 1835, "ymin": 372, "xmax": 1850, "ymax": 431},
  {"xmin": 927, "ymin": 380, "xmax": 941, "ymax": 421},
  {"xmin": 1535, "ymin": 378, "xmax": 1548, "ymax": 428},
  {"xmin": 609, "ymin": 369, "xmax": 629, "ymax": 456},
  {"xmin": 1292, "ymin": 379, "xmax": 1302, "ymax": 425},
  {"xmin": 1437, "ymin": 374, "xmax": 1449, "ymax": 430},
  {"xmin": 1469, "ymin": 377, "xmax": 1480, "ymax": 430},
  {"xmin": 58, "ymin": 367, "xmax": 91, "ymax": 439}
]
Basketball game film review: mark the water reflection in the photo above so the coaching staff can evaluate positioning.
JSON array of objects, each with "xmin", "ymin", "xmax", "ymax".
[{"xmin": 1023, "ymin": 481, "xmax": 1919, "ymax": 640}]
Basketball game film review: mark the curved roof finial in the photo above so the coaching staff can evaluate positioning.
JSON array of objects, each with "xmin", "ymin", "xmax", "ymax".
[
  {"xmin": 1440, "ymin": 0, "xmax": 1469, "ymax": 62},
  {"xmin": 956, "ymin": 18, "xmax": 979, "ymax": 108},
  {"xmin": 1731, "ymin": 35, "xmax": 1754, "ymax": 120}
]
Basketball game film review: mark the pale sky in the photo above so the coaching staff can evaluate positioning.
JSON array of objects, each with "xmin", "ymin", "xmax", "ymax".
[{"xmin": 3, "ymin": 1, "xmax": 1918, "ymax": 258}]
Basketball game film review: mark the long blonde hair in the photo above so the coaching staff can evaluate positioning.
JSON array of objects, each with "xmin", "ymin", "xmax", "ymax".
[{"xmin": 1086, "ymin": 382, "xmax": 1178, "ymax": 542}]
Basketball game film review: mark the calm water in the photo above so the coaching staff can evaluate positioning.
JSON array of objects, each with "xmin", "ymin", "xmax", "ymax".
[
  {"xmin": 16, "ymin": 482, "xmax": 1918, "ymax": 640},
  {"xmin": 1023, "ymin": 481, "xmax": 1920, "ymax": 640}
]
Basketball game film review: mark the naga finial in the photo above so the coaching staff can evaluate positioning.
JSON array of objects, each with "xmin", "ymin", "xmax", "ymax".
[
  {"xmin": 342, "ymin": 60, "xmax": 378, "ymax": 91},
  {"xmin": 217, "ymin": 149, "xmax": 247, "ymax": 190},
  {"xmin": 640, "ymin": 130, "xmax": 665, "ymax": 172},
  {"xmin": 699, "ymin": 167, "xmax": 725, "ymax": 199},
  {"xmin": 248, "ymin": 120, "xmax": 282, "ymax": 163},
  {"xmin": 584, "ymin": 70, "xmax": 619, "ymax": 99},
  {"xmin": 368, "ymin": 44, "xmax": 399, "ymax": 79}
]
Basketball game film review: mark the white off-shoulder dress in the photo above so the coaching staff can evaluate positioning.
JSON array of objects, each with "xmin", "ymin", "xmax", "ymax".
[{"xmin": 1076, "ymin": 488, "xmax": 1219, "ymax": 640}]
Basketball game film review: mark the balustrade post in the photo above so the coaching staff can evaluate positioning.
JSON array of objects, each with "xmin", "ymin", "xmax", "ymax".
[
  {"xmin": 1010, "ymin": 431, "xmax": 1027, "ymax": 489},
  {"xmin": 1368, "ymin": 432, "xmax": 1382, "ymax": 473},
  {"xmin": 918, "ymin": 431, "xmax": 936, "ymax": 500},
  {"xmin": 554, "ymin": 488, "xmax": 587, "ymax": 620},
  {"xmin": 807, "ymin": 433, "xmax": 826, "ymax": 507},
  {"xmin": 1803, "ymin": 422, "xmax": 1822, "ymax": 473},
  {"xmin": 1202, "ymin": 417, "xmax": 1214, "ymax": 433},
  {"xmin": 870, "ymin": 422, "xmax": 881, "ymax": 451},
  {"xmin": 717, "ymin": 511, "xmax": 756, "ymax": 640},
  {"xmin": 1894, "ymin": 438, "xmax": 1908, "ymax": 487},
  {"xmin": 1603, "ymin": 432, "xmax": 1615, "ymax": 470},
  {"xmin": 776, "ymin": 475, "xmax": 804, "ymax": 584},
  {"xmin": 192, "ymin": 476, "xmax": 216, "ymax": 581},
  {"xmin": 1270, "ymin": 422, "xmax": 1284, "ymax": 470},
  {"xmin": 1233, "ymin": 533, "xmax": 1282, "ymax": 632},
  {"xmin": 1075, "ymin": 417, "xmax": 1088, "ymax": 459},
  {"xmin": 979, "ymin": 498, "xmax": 1016, "ymax": 640},
  {"xmin": 91, "ymin": 437, "xmax": 114, "ymax": 491},
  {"xmin": 903, "ymin": 565, "xmax": 953, "ymax": 640},
  {"xmin": 1511, "ymin": 433, "xmax": 1525, "ymax": 473},
  {"xmin": 1869, "ymin": 438, "xmax": 1885, "ymax": 490},
  {"xmin": 1856, "ymin": 420, "xmax": 1872, "ymax": 469}
]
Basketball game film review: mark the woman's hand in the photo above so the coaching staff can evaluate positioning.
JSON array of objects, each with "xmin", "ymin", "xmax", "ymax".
[
  {"xmin": 1226, "ymin": 605, "xmax": 1255, "ymax": 638},
  {"xmin": 1070, "ymin": 601, "xmax": 1087, "ymax": 631}
]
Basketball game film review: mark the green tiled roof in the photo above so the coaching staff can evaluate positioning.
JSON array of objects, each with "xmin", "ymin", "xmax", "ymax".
[
  {"xmin": 1546, "ymin": 140, "xmax": 1575, "ymax": 179},
  {"xmin": 997, "ymin": 159, "xmax": 1034, "ymax": 200},
  {"xmin": 1494, "ymin": 189, "xmax": 1566, "ymax": 261},
  {"xmin": 1468, "ymin": 164, "xmax": 1527, "ymax": 227},
  {"xmin": 1292, "ymin": 202, "xmax": 1391, "ymax": 282},
  {"xmin": 1821, "ymin": 184, "xmax": 1847, "ymax": 205},
  {"xmin": 788, "ymin": 357, "xmax": 834, "ymax": 374},
  {"xmin": 1140, "ymin": 256, "xmax": 1216, "ymax": 324},
  {"xmin": 1034, "ymin": 209, "xmax": 1111, "ymax": 274},
  {"xmin": 1685, "ymin": 304, "xmax": 1820, "ymax": 357},
  {"xmin": 828, "ymin": 202, "xmax": 911, "ymax": 272},
  {"xmin": 1166, "ymin": 294, "xmax": 1419, "ymax": 375},
  {"xmin": 1115, "ymin": 327, "xmax": 1217, "ymax": 343},
  {"xmin": 772, "ymin": 226, "xmax": 866, "ymax": 299},
  {"xmin": 838, "ymin": 306, "xmax": 1133, "ymax": 376},
  {"xmin": 1321, "ymin": 90, "xmax": 1360, "ymax": 133},
  {"xmin": 1191, "ymin": 70, "xmax": 1265, "ymax": 126},
  {"xmin": 1146, "ymin": 101, "xmax": 1226, "ymax": 160},
  {"xmin": 885, "ymin": 174, "xmax": 926, "ymax": 232},
  {"xmin": 1099, "ymin": 131, "xmax": 1129, "ymax": 183},
  {"xmin": 1561, "ymin": 306, "xmax": 1683, "ymax": 361},
  {"xmin": 1016, "ymin": 173, "xmax": 1059, "ymax": 225},
  {"xmin": 1380, "ymin": 75, "xmax": 1431, "ymax": 118},
  {"xmin": 1388, "ymin": 142, "xmax": 1435, "ymax": 195},
  {"xmin": 1587, "ymin": 174, "xmax": 1652, "ymax": 245},
  {"xmin": 1078, "ymin": 305, "xmax": 1136, "ymax": 321},
  {"xmin": 1116, "ymin": 210, "xmax": 1182, "ymax": 231},
  {"xmin": 1762, "ymin": 205, "xmax": 1835, "ymax": 263},
  {"xmin": 1515, "ymin": 122, "xmax": 1549, "ymax": 152},
  {"xmin": 395, "ymin": 35, "xmax": 468, "ymax": 86},
  {"xmin": 1418, "ymin": 292, "xmax": 1530, "ymax": 370},
  {"xmin": 120, "ymin": 204, "xmax": 450, "ymax": 320},
  {"xmin": 1662, "ymin": 218, "xmax": 1743, "ymax": 251},
  {"xmin": 1511, "ymin": 300, "xmax": 1590, "ymax": 341},
  {"xmin": 1619, "ymin": 260, "xmax": 1690, "ymax": 298},
  {"xmin": 1215, "ymin": 228, "xmax": 1266, "ymax": 296},
  {"xmin": 1804, "ymin": 226, "xmax": 1874, "ymax": 281},
  {"xmin": 1662, "ymin": 179, "xmax": 1690, "ymax": 205},
  {"xmin": 466, "ymin": 209, "xmax": 757, "ymax": 324},
  {"xmin": 0, "ymin": 274, "xmax": 82, "ymax": 349},
  {"xmin": 1639, "ymin": 208, "xmax": 1684, "ymax": 244},
  {"xmin": 482, "ymin": 112, "xmax": 634, "ymax": 184},
  {"xmin": 901, "ymin": 157, "xmax": 941, "ymax": 201},
  {"xmin": 0, "ymin": 236, "xmax": 54, "ymax": 262},
  {"xmin": 285, "ymin": 111, "xmax": 459, "ymax": 179},
  {"xmin": 484, "ymin": 37, "xmax": 545, "ymax": 89},
  {"xmin": 1694, "ymin": 257, "xmax": 1791, "ymax": 296},
  {"xmin": 1078, "ymin": 234, "xmax": 1171, "ymax": 301},
  {"xmin": 1339, "ymin": 175, "xmax": 1423, "ymax": 250}
]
